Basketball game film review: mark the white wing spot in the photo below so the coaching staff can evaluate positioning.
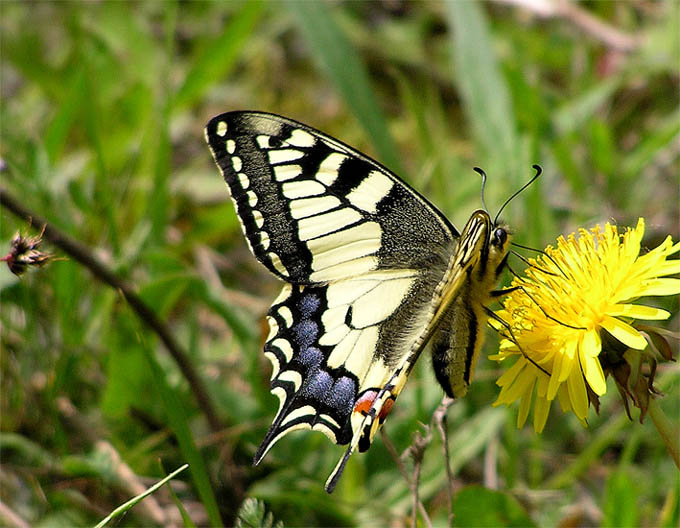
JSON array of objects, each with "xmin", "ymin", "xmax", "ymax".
[
  {"xmin": 317, "ymin": 153, "xmax": 348, "ymax": 186},
  {"xmin": 277, "ymin": 305, "xmax": 294, "ymax": 328},
  {"xmin": 216, "ymin": 121, "xmax": 228, "ymax": 136},
  {"xmin": 273, "ymin": 164, "xmax": 302, "ymax": 182},
  {"xmin": 238, "ymin": 173, "xmax": 250, "ymax": 189},
  {"xmin": 231, "ymin": 156, "xmax": 242, "ymax": 172},
  {"xmin": 319, "ymin": 413, "xmax": 340, "ymax": 429},
  {"xmin": 260, "ymin": 230, "xmax": 270, "ymax": 250},
  {"xmin": 282, "ymin": 180, "xmax": 326, "ymax": 199},
  {"xmin": 277, "ymin": 369, "xmax": 303, "ymax": 390},
  {"xmin": 252, "ymin": 209, "xmax": 265, "ymax": 228},
  {"xmin": 289, "ymin": 196, "xmax": 342, "ymax": 220},
  {"xmin": 298, "ymin": 209, "xmax": 363, "ymax": 241},
  {"xmin": 266, "ymin": 316, "xmax": 279, "ymax": 342},
  {"xmin": 287, "ymin": 129, "xmax": 316, "ymax": 147},
  {"xmin": 246, "ymin": 191, "xmax": 258, "ymax": 207},
  {"xmin": 346, "ymin": 170, "xmax": 394, "ymax": 213},
  {"xmin": 281, "ymin": 405, "xmax": 316, "ymax": 427},
  {"xmin": 268, "ymin": 149, "xmax": 305, "ymax": 164},
  {"xmin": 351, "ymin": 277, "xmax": 414, "ymax": 328},
  {"xmin": 271, "ymin": 338, "xmax": 294, "ymax": 363},
  {"xmin": 256, "ymin": 135, "xmax": 272, "ymax": 149},
  {"xmin": 269, "ymin": 252, "xmax": 287, "ymax": 275},
  {"xmin": 226, "ymin": 139, "xmax": 236, "ymax": 154},
  {"xmin": 264, "ymin": 350, "xmax": 280, "ymax": 379}
]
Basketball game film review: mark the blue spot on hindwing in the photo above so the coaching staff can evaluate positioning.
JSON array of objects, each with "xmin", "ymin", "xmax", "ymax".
[
  {"xmin": 324, "ymin": 376, "xmax": 356, "ymax": 418},
  {"xmin": 301, "ymin": 368, "xmax": 333, "ymax": 398},
  {"xmin": 292, "ymin": 320, "xmax": 318, "ymax": 349},
  {"xmin": 299, "ymin": 293, "xmax": 321, "ymax": 318},
  {"xmin": 297, "ymin": 346, "xmax": 323, "ymax": 370}
]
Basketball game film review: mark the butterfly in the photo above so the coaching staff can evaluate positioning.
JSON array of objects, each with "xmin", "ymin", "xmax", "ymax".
[{"xmin": 205, "ymin": 111, "xmax": 518, "ymax": 493}]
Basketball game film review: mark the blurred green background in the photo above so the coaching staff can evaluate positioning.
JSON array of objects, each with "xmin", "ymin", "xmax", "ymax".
[{"xmin": 1, "ymin": 1, "xmax": 678, "ymax": 526}]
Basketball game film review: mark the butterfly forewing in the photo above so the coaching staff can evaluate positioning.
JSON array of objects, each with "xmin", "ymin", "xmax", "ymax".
[{"xmin": 205, "ymin": 112, "xmax": 458, "ymax": 283}]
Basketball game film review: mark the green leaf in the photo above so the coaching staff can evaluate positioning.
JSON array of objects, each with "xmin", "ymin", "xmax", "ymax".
[
  {"xmin": 235, "ymin": 497, "xmax": 284, "ymax": 528},
  {"xmin": 143, "ymin": 344, "xmax": 223, "ymax": 526},
  {"xmin": 173, "ymin": 1, "xmax": 264, "ymax": 110},
  {"xmin": 101, "ymin": 342, "xmax": 148, "ymax": 418},
  {"xmin": 286, "ymin": 1, "xmax": 403, "ymax": 174},
  {"xmin": 453, "ymin": 486, "xmax": 535, "ymax": 527},
  {"xmin": 602, "ymin": 470, "xmax": 639, "ymax": 528}
]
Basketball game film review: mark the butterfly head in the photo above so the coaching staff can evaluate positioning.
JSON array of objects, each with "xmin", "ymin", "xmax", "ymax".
[{"xmin": 457, "ymin": 210, "xmax": 512, "ymax": 278}]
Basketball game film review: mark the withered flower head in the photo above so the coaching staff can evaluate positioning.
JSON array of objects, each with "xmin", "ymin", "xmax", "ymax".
[{"xmin": 1, "ymin": 226, "xmax": 53, "ymax": 276}]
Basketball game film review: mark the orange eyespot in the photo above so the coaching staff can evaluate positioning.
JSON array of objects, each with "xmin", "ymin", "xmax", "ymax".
[{"xmin": 353, "ymin": 390, "xmax": 378, "ymax": 415}]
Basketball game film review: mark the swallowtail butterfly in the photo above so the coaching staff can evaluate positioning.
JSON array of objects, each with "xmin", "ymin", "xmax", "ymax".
[{"xmin": 205, "ymin": 112, "xmax": 514, "ymax": 492}]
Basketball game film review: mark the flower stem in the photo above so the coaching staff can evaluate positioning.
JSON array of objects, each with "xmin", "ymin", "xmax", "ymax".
[{"xmin": 647, "ymin": 396, "xmax": 679, "ymax": 469}]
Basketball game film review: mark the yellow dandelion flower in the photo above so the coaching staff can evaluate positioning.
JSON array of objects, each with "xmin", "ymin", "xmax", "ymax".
[{"xmin": 491, "ymin": 218, "xmax": 680, "ymax": 433}]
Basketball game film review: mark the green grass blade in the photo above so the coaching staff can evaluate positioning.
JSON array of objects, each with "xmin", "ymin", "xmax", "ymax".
[
  {"xmin": 93, "ymin": 464, "xmax": 189, "ymax": 528},
  {"xmin": 173, "ymin": 1, "xmax": 264, "ymax": 110},
  {"xmin": 286, "ymin": 0, "xmax": 403, "ymax": 174},
  {"xmin": 143, "ymin": 346, "xmax": 223, "ymax": 526},
  {"xmin": 445, "ymin": 2, "xmax": 520, "ymax": 184}
]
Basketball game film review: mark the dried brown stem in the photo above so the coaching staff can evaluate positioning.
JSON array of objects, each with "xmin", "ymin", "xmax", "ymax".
[
  {"xmin": 0, "ymin": 187, "xmax": 223, "ymax": 433},
  {"xmin": 433, "ymin": 397, "xmax": 455, "ymax": 525},
  {"xmin": 495, "ymin": 0, "xmax": 643, "ymax": 52}
]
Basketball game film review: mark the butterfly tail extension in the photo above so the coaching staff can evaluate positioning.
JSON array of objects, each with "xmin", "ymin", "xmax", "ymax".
[
  {"xmin": 324, "ymin": 390, "xmax": 386, "ymax": 493},
  {"xmin": 324, "ymin": 358, "xmax": 414, "ymax": 492}
]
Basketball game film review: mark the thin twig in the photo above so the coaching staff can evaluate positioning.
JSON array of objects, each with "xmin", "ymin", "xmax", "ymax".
[
  {"xmin": 404, "ymin": 426, "xmax": 433, "ymax": 528},
  {"xmin": 0, "ymin": 187, "xmax": 223, "ymax": 433},
  {"xmin": 433, "ymin": 397, "xmax": 455, "ymax": 526},
  {"xmin": 494, "ymin": 0, "xmax": 643, "ymax": 52},
  {"xmin": 380, "ymin": 429, "xmax": 432, "ymax": 524},
  {"xmin": 380, "ymin": 428, "xmax": 412, "ymax": 486}
]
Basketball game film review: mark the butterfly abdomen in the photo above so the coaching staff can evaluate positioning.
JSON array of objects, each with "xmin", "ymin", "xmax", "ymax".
[{"xmin": 428, "ymin": 211, "xmax": 512, "ymax": 398}]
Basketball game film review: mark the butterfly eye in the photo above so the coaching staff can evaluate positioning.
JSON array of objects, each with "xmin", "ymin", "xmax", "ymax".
[{"xmin": 493, "ymin": 227, "xmax": 508, "ymax": 247}]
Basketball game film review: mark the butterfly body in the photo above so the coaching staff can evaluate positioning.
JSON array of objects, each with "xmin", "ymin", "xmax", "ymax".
[{"xmin": 205, "ymin": 111, "xmax": 512, "ymax": 492}]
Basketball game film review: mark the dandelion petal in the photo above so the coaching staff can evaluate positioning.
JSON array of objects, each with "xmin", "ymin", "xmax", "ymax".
[
  {"xmin": 660, "ymin": 259, "xmax": 680, "ymax": 275},
  {"xmin": 637, "ymin": 278, "xmax": 680, "ymax": 296},
  {"xmin": 580, "ymin": 350, "xmax": 606, "ymax": 395},
  {"xmin": 601, "ymin": 316, "xmax": 648, "ymax": 350},
  {"xmin": 533, "ymin": 396, "xmax": 551, "ymax": 433},
  {"xmin": 606, "ymin": 304, "xmax": 670, "ymax": 320},
  {"xmin": 518, "ymin": 390, "xmax": 531, "ymax": 428},
  {"xmin": 580, "ymin": 330, "xmax": 601, "ymax": 358},
  {"xmin": 566, "ymin": 369, "xmax": 589, "ymax": 420}
]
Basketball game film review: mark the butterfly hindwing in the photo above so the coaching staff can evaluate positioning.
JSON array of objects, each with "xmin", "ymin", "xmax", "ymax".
[{"xmin": 255, "ymin": 265, "xmax": 447, "ymax": 464}]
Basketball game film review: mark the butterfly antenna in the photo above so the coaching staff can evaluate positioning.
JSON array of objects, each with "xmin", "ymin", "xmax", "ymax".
[
  {"xmin": 504, "ymin": 263, "xmax": 586, "ymax": 331},
  {"xmin": 493, "ymin": 164, "xmax": 542, "ymax": 225},
  {"xmin": 473, "ymin": 167, "xmax": 489, "ymax": 213},
  {"xmin": 509, "ymin": 249, "xmax": 560, "ymax": 277},
  {"xmin": 484, "ymin": 307, "xmax": 550, "ymax": 376},
  {"xmin": 511, "ymin": 241, "xmax": 567, "ymax": 278}
]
